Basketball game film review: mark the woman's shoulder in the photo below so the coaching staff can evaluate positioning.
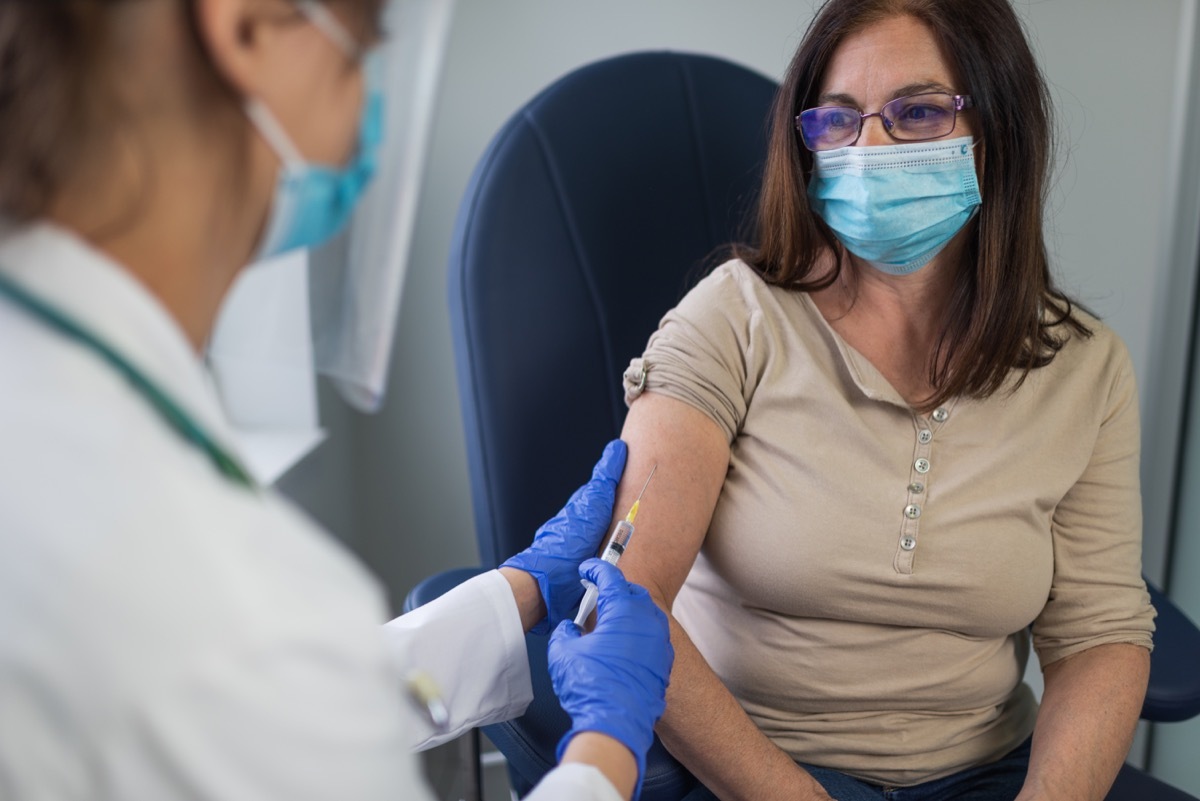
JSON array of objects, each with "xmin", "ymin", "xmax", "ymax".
[
  {"xmin": 681, "ymin": 258, "xmax": 805, "ymax": 318},
  {"xmin": 1053, "ymin": 304, "xmax": 1134, "ymax": 379},
  {"xmin": 701, "ymin": 257, "xmax": 782, "ymax": 291},
  {"xmin": 1023, "ymin": 304, "xmax": 1138, "ymax": 421}
]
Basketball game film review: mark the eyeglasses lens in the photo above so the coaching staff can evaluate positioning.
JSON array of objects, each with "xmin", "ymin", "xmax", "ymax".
[
  {"xmin": 883, "ymin": 94, "xmax": 957, "ymax": 140},
  {"xmin": 797, "ymin": 93, "xmax": 963, "ymax": 152},
  {"xmin": 799, "ymin": 106, "xmax": 861, "ymax": 151}
]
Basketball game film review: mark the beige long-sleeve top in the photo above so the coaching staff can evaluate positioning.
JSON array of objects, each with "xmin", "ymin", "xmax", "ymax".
[{"xmin": 623, "ymin": 259, "xmax": 1155, "ymax": 787}]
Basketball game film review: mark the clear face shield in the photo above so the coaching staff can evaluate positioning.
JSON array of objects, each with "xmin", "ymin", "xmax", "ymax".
[
  {"xmin": 208, "ymin": 0, "xmax": 455, "ymax": 479},
  {"xmin": 311, "ymin": 0, "xmax": 454, "ymax": 413}
]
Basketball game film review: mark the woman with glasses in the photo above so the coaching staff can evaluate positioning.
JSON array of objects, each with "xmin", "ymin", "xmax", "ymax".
[{"xmin": 611, "ymin": 1, "xmax": 1154, "ymax": 800}]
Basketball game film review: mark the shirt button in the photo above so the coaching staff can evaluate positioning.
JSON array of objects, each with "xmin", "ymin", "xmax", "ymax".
[
  {"xmin": 932, "ymin": 408, "xmax": 949, "ymax": 423},
  {"xmin": 900, "ymin": 536, "xmax": 917, "ymax": 551},
  {"xmin": 918, "ymin": 429, "xmax": 933, "ymax": 444},
  {"xmin": 909, "ymin": 482, "xmax": 925, "ymax": 494},
  {"xmin": 914, "ymin": 458, "xmax": 931, "ymax": 474},
  {"xmin": 904, "ymin": 504, "xmax": 922, "ymax": 520}
]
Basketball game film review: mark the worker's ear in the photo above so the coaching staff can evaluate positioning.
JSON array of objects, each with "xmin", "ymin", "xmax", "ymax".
[{"xmin": 189, "ymin": 0, "xmax": 302, "ymax": 98}]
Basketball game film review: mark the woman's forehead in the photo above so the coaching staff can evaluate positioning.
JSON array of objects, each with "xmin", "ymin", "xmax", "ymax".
[{"xmin": 819, "ymin": 15, "xmax": 960, "ymax": 106}]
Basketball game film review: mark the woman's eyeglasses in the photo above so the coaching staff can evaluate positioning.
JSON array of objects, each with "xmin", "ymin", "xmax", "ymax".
[{"xmin": 795, "ymin": 93, "xmax": 974, "ymax": 152}]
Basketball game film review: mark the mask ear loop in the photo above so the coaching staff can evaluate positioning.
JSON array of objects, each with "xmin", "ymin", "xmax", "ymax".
[
  {"xmin": 245, "ymin": 1, "xmax": 369, "ymax": 169},
  {"xmin": 244, "ymin": 98, "xmax": 306, "ymax": 169},
  {"xmin": 294, "ymin": 0, "xmax": 363, "ymax": 61},
  {"xmin": 974, "ymin": 138, "xmax": 986, "ymax": 187}
]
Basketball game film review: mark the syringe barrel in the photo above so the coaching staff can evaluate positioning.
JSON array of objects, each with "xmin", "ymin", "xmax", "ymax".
[
  {"xmin": 603, "ymin": 519, "xmax": 635, "ymax": 560},
  {"xmin": 574, "ymin": 519, "xmax": 637, "ymax": 627}
]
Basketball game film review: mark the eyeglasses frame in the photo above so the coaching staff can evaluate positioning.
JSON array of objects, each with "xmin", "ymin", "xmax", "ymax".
[{"xmin": 794, "ymin": 93, "xmax": 975, "ymax": 152}]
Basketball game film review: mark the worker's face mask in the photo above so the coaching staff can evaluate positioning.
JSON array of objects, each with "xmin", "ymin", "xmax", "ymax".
[
  {"xmin": 807, "ymin": 136, "xmax": 982, "ymax": 275},
  {"xmin": 244, "ymin": 3, "xmax": 383, "ymax": 261}
]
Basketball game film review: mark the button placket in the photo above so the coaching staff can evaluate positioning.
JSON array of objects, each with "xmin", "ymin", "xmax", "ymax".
[
  {"xmin": 895, "ymin": 402, "xmax": 955, "ymax": 573},
  {"xmin": 896, "ymin": 412, "xmax": 937, "ymax": 573}
]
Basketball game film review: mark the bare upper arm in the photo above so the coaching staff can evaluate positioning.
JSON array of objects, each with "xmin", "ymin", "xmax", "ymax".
[{"xmin": 612, "ymin": 392, "xmax": 730, "ymax": 607}]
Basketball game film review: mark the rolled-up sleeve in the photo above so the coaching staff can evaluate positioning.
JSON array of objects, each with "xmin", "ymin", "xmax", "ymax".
[
  {"xmin": 1032, "ymin": 341, "xmax": 1156, "ymax": 667},
  {"xmin": 623, "ymin": 262, "xmax": 762, "ymax": 443}
]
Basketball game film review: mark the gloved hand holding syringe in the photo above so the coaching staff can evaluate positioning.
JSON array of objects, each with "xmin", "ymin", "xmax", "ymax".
[{"xmin": 573, "ymin": 464, "xmax": 658, "ymax": 628}]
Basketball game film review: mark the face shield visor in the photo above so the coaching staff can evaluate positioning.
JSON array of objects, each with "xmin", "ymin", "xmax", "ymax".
[{"xmin": 209, "ymin": 0, "xmax": 454, "ymax": 462}]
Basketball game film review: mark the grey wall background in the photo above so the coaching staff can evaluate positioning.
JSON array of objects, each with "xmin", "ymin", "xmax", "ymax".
[{"xmin": 278, "ymin": 0, "xmax": 1200, "ymax": 793}]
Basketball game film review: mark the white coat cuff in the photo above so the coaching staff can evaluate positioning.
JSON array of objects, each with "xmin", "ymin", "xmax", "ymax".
[
  {"xmin": 383, "ymin": 569, "xmax": 533, "ymax": 750},
  {"xmin": 525, "ymin": 763, "xmax": 625, "ymax": 801}
]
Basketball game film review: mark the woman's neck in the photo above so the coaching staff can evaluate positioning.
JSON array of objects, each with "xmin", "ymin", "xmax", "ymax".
[
  {"xmin": 811, "ymin": 231, "xmax": 970, "ymax": 407},
  {"xmin": 48, "ymin": 114, "xmax": 273, "ymax": 353}
]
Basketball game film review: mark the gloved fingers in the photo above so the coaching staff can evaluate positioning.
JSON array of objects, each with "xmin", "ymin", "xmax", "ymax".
[
  {"xmin": 548, "ymin": 619, "xmax": 580, "ymax": 665},
  {"xmin": 578, "ymin": 558, "xmax": 634, "ymax": 597},
  {"xmin": 581, "ymin": 559, "xmax": 669, "ymax": 636},
  {"xmin": 550, "ymin": 617, "xmax": 582, "ymax": 647},
  {"xmin": 590, "ymin": 439, "xmax": 628, "ymax": 484},
  {"xmin": 503, "ymin": 442, "xmax": 629, "ymax": 633},
  {"xmin": 544, "ymin": 441, "xmax": 627, "ymax": 534}
]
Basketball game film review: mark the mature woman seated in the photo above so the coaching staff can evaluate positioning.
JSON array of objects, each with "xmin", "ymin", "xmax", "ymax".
[{"xmin": 611, "ymin": 1, "xmax": 1155, "ymax": 800}]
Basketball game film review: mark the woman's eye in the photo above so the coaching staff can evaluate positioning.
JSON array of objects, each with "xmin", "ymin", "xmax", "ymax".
[
  {"xmin": 899, "ymin": 104, "xmax": 948, "ymax": 123},
  {"xmin": 826, "ymin": 109, "xmax": 858, "ymax": 129}
]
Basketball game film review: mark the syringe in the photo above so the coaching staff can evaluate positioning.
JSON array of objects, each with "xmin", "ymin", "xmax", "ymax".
[{"xmin": 573, "ymin": 464, "xmax": 657, "ymax": 628}]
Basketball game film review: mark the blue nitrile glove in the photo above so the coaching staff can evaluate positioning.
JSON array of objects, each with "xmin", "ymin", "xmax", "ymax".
[
  {"xmin": 548, "ymin": 559, "xmax": 673, "ymax": 801},
  {"xmin": 501, "ymin": 439, "xmax": 627, "ymax": 634}
]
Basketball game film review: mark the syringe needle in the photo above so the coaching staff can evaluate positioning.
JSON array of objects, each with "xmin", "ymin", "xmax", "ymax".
[
  {"xmin": 633, "ymin": 464, "xmax": 657, "ymax": 504},
  {"xmin": 625, "ymin": 463, "xmax": 657, "ymax": 525}
]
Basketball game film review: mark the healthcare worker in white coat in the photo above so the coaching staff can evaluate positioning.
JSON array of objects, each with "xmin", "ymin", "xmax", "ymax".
[{"xmin": 0, "ymin": 1, "xmax": 673, "ymax": 800}]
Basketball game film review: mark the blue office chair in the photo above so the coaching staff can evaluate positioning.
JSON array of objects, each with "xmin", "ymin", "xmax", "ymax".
[{"xmin": 407, "ymin": 50, "xmax": 1200, "ymax": 800}]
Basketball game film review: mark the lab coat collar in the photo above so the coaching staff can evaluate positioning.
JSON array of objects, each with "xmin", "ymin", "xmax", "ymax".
[{"xmin": 0, "ymin": 221, "xmax": 244, "ymax": 463}]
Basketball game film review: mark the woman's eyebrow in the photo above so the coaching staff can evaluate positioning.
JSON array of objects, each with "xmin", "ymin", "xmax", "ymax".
[
  {"xmin": 816, "ymin": 91, "xmax": 860, "ymax": 107},
  {"xmin": 815, "ymin": 81, "xmax": 956, "ymax": 108},
  {"xmin": 890, "ymin": 81, "xmax": 956, "ymax": 99}
]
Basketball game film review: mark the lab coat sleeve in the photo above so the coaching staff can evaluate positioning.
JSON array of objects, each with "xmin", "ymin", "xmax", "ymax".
[
  {"xmin": 382, "ymin": 569, "xmax": 534, "ymax": 750},
  {"xmin": 525, "ymin": 763, "xmax": 626, "ymax": 801}
]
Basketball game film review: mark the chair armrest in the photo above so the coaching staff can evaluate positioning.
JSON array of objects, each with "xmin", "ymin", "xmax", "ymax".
[
  {"xmin": 402, "ymin": 567, "xmax": 489, "ymax": 613},
  {"xmin": 1109, "ymin": 762, "xmax": 1199, "ymax": 801},
  {"xmin": 1143, "ymin": 579, "xmax": 1200, "ymax": 722}
]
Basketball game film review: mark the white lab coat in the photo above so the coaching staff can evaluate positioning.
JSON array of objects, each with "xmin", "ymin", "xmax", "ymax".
[{"xmin": 0, "ymin": 224, "xmax": 621, "ymax": 801}]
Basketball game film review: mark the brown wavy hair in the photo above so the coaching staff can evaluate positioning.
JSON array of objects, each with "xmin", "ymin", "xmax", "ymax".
[
  {"xmin": 0, "ymin": 0, "xmax": 384, "ymax": 224},
  {"xmin": 734, "ymin": 0, "xmax": 1089, "ymax": 410}
]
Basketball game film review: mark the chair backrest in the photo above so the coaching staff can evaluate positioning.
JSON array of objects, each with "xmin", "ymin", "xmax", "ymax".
[{"xmin": 449, "ymin": 51, "xmax": 779, "ymax": 567}]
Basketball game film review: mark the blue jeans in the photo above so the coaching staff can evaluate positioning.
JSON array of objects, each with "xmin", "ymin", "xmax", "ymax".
[{"xmin": 681, "ymin": 737, "xmax": 1031, "ymax": 801}]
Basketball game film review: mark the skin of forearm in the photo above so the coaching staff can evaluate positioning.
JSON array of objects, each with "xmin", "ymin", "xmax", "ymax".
[
  {"xmin": 1017, "ymin": 643, "xmax": 1150, "ymax": 801},
  {"xmin": 657, "ymin": 611, "xmax": 834, "ymax": 801},
  {"xmin": 561, "ymin": 732, "xmax": 639, "ymax": 800},
  {"xmin": 498, "ymin": 566, "xmax": 547, "ymax": 632}
]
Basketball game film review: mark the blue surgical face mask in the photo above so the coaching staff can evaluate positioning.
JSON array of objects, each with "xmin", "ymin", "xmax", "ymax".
[
  {"xmin": 807, "ymin": 136, "xmax": 982, "ymax": 276},
  {"xmin": 245, "ymin": 9, "xmax": 383, "ymax": 261}
]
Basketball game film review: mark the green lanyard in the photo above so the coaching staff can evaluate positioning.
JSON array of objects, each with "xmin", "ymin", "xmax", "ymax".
[{"xmin": 0, "ymin": 270, "xmax": 257, "ymax": 491}]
